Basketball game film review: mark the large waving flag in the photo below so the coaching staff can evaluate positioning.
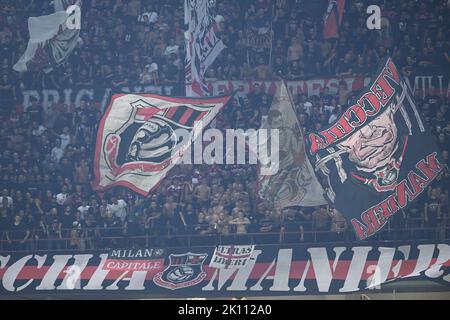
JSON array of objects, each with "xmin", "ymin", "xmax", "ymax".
[
  {"xmin": 13, "ymin": 0, "xmax": 81, "ymax": 73},
  {"xmin": 184, "ymin": 0, "xmax": 225, "ymax": 96},
  {"xmin": 307, "ymin": 58, "xmax": 445, "ymax": 240},
  {"xmin": 92, "ymin": 93, "xmax": 231, "ymax": 196},
  {"xmin": 323, "ymin": 0, "xmax": 345, "ymax": 39},
  {"xmin": 258, "ymin": 82, "xmax": 327, "ymax": 209}
]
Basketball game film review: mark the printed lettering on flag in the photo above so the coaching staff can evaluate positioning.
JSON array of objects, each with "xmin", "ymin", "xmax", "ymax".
[
  {"xmin": 209, "ymin": 245, "xmax": 255, "ymax": 269},
  {"xmin": 184, "ymin": 0, "xmax": 225, "ymax": 96},
  {"xmin": 103, "ymin": 248, "xmax": 165, "ymax": 272},
  {"xmin": 307, "ymin": 58, "xmax": 445, "ymax": 240}
]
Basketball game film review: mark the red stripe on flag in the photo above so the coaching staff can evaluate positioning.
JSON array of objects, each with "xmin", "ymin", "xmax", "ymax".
[
  {"xmin": 135, "ymin": 107, "xmax": 162, "ymax": 120},
  {"xmin": 165, "ymin": 107, "xmax": 177, "ymax": 119},
  {"xmin": 179, "ymin": 108, "xmax": 195, "ymax": 125},
  {"xmin": 194, "ymin": 111, "xmax": 207, "ymax": 122}
]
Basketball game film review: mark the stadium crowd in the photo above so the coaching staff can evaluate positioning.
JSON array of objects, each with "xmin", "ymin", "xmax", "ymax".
[{"xmin": 0, "ymin": 0, "xmax": 449, "ymax": 251}]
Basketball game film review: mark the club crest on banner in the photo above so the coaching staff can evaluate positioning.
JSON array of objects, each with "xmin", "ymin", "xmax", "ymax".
[{"xmin": 153, "ymin": 252, "xmax": 208, "ymax": 290}]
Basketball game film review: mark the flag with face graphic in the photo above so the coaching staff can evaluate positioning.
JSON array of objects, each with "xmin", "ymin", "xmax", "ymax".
[
  {"xmin": 92, "ymin": 93, "xmax": 230, "ymax": 196},
  {"xmin": 307, "ymin": 58, "xmax": 445, "ymax": 240}
]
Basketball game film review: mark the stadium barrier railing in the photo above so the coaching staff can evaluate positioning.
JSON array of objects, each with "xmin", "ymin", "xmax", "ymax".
[{"xmin": 0, "ymin": 218, "xmax": 449, "ymax": 253}]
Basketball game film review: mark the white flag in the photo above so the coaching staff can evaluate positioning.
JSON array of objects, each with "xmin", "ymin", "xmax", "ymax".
[
  {"xmin": 13, "ymin": 0, "xmax": 81, "ymax": 73},
  {"xmin": 258, "ymin": 82, "xmax": 327, "ymax": 208},
  {"xmin": 184, "ymin": 0, "xmax": 225, "ymax": 96}
]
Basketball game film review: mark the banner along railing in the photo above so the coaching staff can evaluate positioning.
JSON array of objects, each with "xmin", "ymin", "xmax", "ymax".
[{"xmin": 0, "ymin": 220, "xmax": 448, "ymax": 253}]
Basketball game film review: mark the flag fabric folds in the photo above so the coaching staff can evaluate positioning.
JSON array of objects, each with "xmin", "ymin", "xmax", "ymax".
[
  {"xmin": 184, "ymin": 0, "xmax": 225, "ymax": 97},
  {"xmin": 307, "ymin": 58, "xmax": 445, "ymax": 240},
  {"xmin": 13, "ymin": 0, "xmax": 81, "ymax": 73},
  {"xmin": 258, "ymin": 81, "xmax": 327, "ymax": 209},
  {"xmin": 323, "ymin": 0, "xmax": 345, "ymax": 39},
  {"xmin": 92, "ymin": 93, "xmax": 231, "ymax": 196}
]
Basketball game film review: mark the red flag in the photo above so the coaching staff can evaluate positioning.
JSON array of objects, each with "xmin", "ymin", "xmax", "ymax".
[{"xmin": 323, "ymin": 0, "xmax": 345, "ymax": 39}]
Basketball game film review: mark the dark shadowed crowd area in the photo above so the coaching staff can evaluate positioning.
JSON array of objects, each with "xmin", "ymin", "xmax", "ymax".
[{"xmin": 0, "ymin": 0, "xmax": 449, "ymax": 252}]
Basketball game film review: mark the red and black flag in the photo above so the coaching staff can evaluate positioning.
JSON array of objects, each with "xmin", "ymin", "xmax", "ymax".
[
  {"xmin": 323, "ymin": 0, "xmax": 345, "ymax": 39},
  {"xmin": 307, "ymin": 58, "xmax": 445, "ymax": 240},
  {"xmin": 92, "ymin": 93, "xmax": 231, "ymax": 196}
]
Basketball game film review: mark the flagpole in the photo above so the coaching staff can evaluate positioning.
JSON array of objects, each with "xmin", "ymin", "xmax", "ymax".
[
  {"xmin": 184, "ymin": 0, "xmax": 190, "ymax": 96},
  {"xmin": 268, "ymin": 0, "xmax": 275, "ymax": 72}
]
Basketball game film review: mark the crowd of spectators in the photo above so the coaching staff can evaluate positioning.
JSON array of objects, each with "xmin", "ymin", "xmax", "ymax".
[{"xmin": 0, "ymin": 0, "xmax": 449, "ymax": 251}]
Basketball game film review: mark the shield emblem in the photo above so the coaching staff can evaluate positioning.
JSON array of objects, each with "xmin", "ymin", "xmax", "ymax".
[{"xmin": 153, "ymin": 252, "xmax": 208, "ymax": 290}]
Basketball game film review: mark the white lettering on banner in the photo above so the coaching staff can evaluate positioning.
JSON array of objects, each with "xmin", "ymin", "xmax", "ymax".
[
  {"xmin": 202, "ymin": 250, "xmax": 262, "ymax": 291},
  {"xmin": 447, "ymin": 80, "xmax": 450, "ymax": 99},
  {"xmin": 20, "ymin": 76, "xmax": 449, "ymax": 112},
  {"xmin": 269, "ymin": 249, "xmax": 293, "ymax": 291},
  {"xmin": 403, "ymin": 244, "xmax": 435, "ymax": 279},
  {"xmin": 105, "ymin": 270, "xmax": 147, "ymax": 291},
  {"xmin": 249, "ymin": 249, "xmax": 292, "ymax": 291},
  {"xmin": 250, "ymin": 260, "xmax": 276, "ymax": 291},
  {"xmin": 110, "ymin": 250, "xmax": 121, "ymax": 258},
  {"xmin": 83, "ymin": 253, "xmax": 110, "ymax": 290},
  {"xmin": 42, "ymin": 89, "xmax": 60, "ymax": 112},
  {"xmin": 56, "ymin": 255, "xmax": 93, "ymax": 290},
  {"xmin": 63, "ymin": 89, "xmax": 72, "ymax": 107},
  {"xmin": 104, "ymin": 261, "xmax": 162, "ymax": 270},
  {"xmin": 366, "ymin": 247, "xmax": 396, "ymax": 289},
  {"xmin": 3, "ymin": 255, "xmax": 37, "ymax": 292},
  {"xmin": 0, "ymin": 244, "xmax": 448, "ymax": 294},
  {"xmin": 293, "ymin": 247, "xmax": 346, "ymax": 292},
  {"xmin": 390, "ymin": 245, "xmax": 411, "ymax": 278},
  {"xmin": 36, "ymin": 255, "xmax": 72, "ymax": 290},
  {"xmin": 294, "ymin": 260, "xmax": 310, "ymax": 292},
  {"xmin": 424, "ymin": 244, "xmax": 450, "ymax": 281},
  {"xmin": 109, "ymin": 249, "xmax": 158, "ymax": 259},
  {"xmin": 339, "ymin": 247, "xmax": 373, "ymax": 293},
  {"xmin": 209, "ymin": 78, "xmax": 370, "ymax": 97},
  {"xmin": 21, "ymin": 86, "xmax": 174, "ymax": 111},
  {"xmin": 209, "ymin": 76, "xmax": 449, "ymax": 99},
  {"xmin": 0, "ymin": 255, "xmax": 10, "ymax": 270},
  {"xmin": 23, "ymin": 91, "xmax": 40, "ymax": 111},
  {"xmin": 438, "ymin": 76, "xmax": 444, "ymax": 96}
]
